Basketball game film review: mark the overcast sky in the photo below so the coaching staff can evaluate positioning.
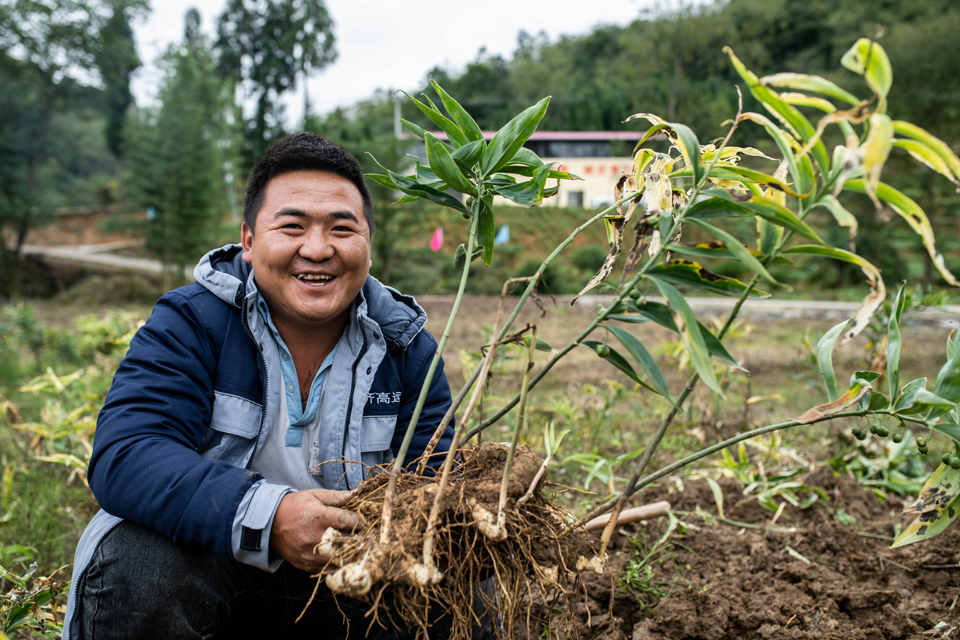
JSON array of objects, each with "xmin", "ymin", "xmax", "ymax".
[{"xmin": 132, "ymin": 0, "xmax": 653, "ymax": 126}]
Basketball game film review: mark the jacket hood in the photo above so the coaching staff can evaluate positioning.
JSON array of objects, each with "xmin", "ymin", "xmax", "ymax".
[{"xmin": 193, "ymin": 244, "xmax": 427, "ymax": 352}]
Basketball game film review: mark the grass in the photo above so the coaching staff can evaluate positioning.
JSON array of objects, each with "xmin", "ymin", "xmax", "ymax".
[{"xmin": 0, "ymin": 290, "xmax": 953, "ymax": 576}]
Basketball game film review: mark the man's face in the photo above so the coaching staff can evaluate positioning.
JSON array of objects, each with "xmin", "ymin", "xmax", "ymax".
[{"xmin": 241, "ymin": 170, "xmax": 372, "ymax": 336}]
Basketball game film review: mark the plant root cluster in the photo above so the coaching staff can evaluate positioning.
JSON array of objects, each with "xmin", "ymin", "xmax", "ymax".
[{"xmin": 316, "ymin": 442, "xmax": 603, "ymax": 639}]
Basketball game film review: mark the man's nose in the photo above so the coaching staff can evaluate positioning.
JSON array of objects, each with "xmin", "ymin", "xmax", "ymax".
[{"xmin": 298, "ymin": 229, "xmax": 335, "ymax": 262}]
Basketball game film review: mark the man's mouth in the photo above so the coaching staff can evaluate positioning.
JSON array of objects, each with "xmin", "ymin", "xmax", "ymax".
[{"xmin": 296, "ymin": 273, "xmax": 335, "ymax": 284}]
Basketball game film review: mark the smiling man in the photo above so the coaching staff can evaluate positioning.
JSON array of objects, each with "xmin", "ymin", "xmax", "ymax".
[{"xmin": 62, "ymin": 134, "xmax": 457, "ymax": 638}]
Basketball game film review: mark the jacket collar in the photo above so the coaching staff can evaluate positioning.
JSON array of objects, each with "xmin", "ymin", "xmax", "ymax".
[{"xmin": 193, "ymin": 244, "xmax": 427, "ymax": 352}]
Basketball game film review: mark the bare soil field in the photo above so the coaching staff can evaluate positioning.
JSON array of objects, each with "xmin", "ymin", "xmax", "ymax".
[{"xmin": 558, "ymin": 472, "xmax": 960, "ymax": 640}]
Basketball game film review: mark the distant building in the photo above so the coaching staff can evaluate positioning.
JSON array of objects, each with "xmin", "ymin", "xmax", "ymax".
[{"xmin": 418, "ymin": 131, "xmax": 645, "ymax": 208}]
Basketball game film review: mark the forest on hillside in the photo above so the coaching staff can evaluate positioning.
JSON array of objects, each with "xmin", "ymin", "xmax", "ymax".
[{"xmin": 2, "ymin": 0, "xmax": 959, "ymax": 296}]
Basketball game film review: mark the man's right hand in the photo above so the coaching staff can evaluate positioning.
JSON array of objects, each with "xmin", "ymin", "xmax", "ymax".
[{"xmin": 270, "ymin": 488, "xmax": 359, "ymax": 573}]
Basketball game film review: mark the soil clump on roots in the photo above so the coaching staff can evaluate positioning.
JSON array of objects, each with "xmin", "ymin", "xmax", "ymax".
[
  {"xmin": 547, "ymin": 469, "xmax": 960, "ymax": 640},
  {"xmin": 317, "ymin": 442, "xmax": 601, "ymax": 639}
]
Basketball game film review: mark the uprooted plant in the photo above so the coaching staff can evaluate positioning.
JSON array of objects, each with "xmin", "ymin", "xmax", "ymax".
[{"xmin": 309, "ymin": 38, "xmax": 960, "ymax": 638}]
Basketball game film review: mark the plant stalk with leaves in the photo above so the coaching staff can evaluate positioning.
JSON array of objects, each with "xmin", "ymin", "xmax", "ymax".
[{"xmin": 312, "ymin": 38, "xmax": 960, "ymax": 638}]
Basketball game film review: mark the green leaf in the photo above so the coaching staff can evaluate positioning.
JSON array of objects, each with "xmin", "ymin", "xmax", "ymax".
[
  {"xmin": 948, "ymin": 331, "xmax": 956, "ymax": 362},
  {"xmin": 782, "ymin": 244, "xmax": 885, "ymax": 343},
  {"xmin": 632, "ymin": 123, "xmax": 672, "ymax": 151},
  {"xmin": 688, "ymin": 219, "xmax": 780, "ymax": 286},
  {"xmin": 452, "ymin": 139, "xmax": 486, "ymax": 169},
  {"xmin": 724, "ymin": 47, "xmax": 831, "ymax": 174},
  {"xmin": 667, "ymin": 241, "xmax": 791, "ymax": 264},
  {"xmin": 888, "ymin": 283, "xmax": 907, "ymax": 402},
  {"xmin": 814, "ymin": 195, "xmax": 858, "ymax": 246},
  {"xmin": 646, "ymin": 260, "xmax": 770, "ymax": 299},
  {"xmin": 604, "ymin": 325, "xmax": 671, "ymax": 399},
  {"xmin": 430, "ymin": 80, "xmax": 485, "ymax": 142},
  {"xmin": 895, "ymin": 386, "xmax": 955, "ymax": 416},
  {"xmin": 933, "ymin": 350, "xmax": 960, "ymax": 417},
  {"xmin": 738, "ymin": 112, "xmax": 809, "ymax": 196},
  {"xmin": 477, "ymin": 196, "xmax": 495, "ymax": 266},
  {"xmin": 645, "ymin": 275, "xmax": 724, "ymax": 396},
  {"xmin": 701, "ymin": 189, "xmax": 823, "ymax": 243},
  {"xmin": 933, "ymin": 424, "xmax": 960, "ymax": 448},
  {"xmin": 670, "ymin": 122, "xmax": 702, "ymax": 185},
  {"xmin": 891, "ymin": 465, "xmax": 960, "ymax": 548},
  {"xmin": 424, "ymin": 133, "xmax": 476, "ymax": 196},
  {"xmin": 817, "ymin": 320, "xmax": 848, "ymax": 402},
  {"xmin": 521, "ymin": 336, "xmax": 555, "ymax": 353},
  {"xmin": 581, "ymin": 340, "xmax": 661, "ymax": 395},
  {"xmin": 481, "ymin": 97, "xmax": 550, "ymax": 176},
  {"xmin": 400, "ymin": 119, "xmax": 426, "ymax": 140},
  {"xmin": 453, "ymin": 243, "xmax": 482, "ymax": 269},
  {"xmin": 625, "ymin": 300, "xmax": 744, "ymax": 371},
  {"xmin": 506, "ymin": 147, "xmax": 543, "ymax": 167},
  {"xmin": 840, "ymin": 38, "xmax": 892, "ymax": 108},
  {"xmin": 493, "ymin": 162, "xmax": 556, "ymax": 207},
  {"xmin": 684, "ymin": 164, "xmax": 810, "ymax": 199},
  {"xmin": 845, "ymin": 179, "xmax": 958, "ymax": 287},
  {"xmin": 366, "ymin": 157, "xmax": 470, "ymax": 215},
  {"xmin": 760, "ymin": 72, "xmax": 860, "ymax": 106},
  {"xmin": 402, "ymin": 91, "xmax": 468, "ymax": 147}
]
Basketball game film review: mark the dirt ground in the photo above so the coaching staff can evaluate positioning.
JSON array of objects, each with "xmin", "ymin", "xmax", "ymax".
[{"xmin": 552, "ymin": 470, "xmax": 960, "ymax": 640}]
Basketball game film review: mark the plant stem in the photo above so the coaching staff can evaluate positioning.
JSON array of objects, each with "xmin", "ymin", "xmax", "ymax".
[
  {"xmin": 586, "ymin": 410, "xmax": 870, "ymax": 519},
  {"xmin": 598, "ymin": 272, "xmax": 758, "ymax": 553},
  {"xmin": 417, "ymin": 195, "xmax": 639, "ymax": 463},
  {"xmin": 379, "ymin": 211, "xmax": 478, "ymax": 544},
  {"xmin": 498, "ymin": 327, "xmax": 536, "ymax": 518},
  {"xmin": 466, "ymin": 130, "xmax": 730, "ymax": 441}
]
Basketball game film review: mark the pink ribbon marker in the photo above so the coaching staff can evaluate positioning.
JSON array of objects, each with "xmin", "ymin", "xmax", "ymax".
[{"xmin": 430, "ymin": 226, "xmax": 443, "ymax": 252}]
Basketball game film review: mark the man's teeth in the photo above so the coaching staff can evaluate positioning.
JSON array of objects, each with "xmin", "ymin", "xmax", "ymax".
[{"xmin": 297, "ymin": 274, "xmax": 333, "ymax": 281}]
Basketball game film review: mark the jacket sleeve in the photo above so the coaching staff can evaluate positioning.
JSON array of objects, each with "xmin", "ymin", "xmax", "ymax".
[
  {"xmin": 392, "ymin": 332, "xmax": 454, "ymax": 470},
  {"xmin": 88, "ymin": 291, "xmax": 262, "ymax": 558}
]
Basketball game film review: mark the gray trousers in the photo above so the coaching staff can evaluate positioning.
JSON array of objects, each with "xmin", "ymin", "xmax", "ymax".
[{"xmin": 74, "ymin": 521, "xmax": 492, "ymax": 639}]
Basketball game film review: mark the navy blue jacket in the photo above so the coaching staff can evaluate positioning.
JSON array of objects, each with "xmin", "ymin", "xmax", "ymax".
[{"xmin": 86, "ymin": 244, "xmax": 454, "ymax": 560}]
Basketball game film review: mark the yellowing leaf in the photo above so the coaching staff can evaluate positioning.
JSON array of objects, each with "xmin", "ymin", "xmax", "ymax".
[
  {"xmin": 861, "ymin": 113, "xmax": 894, "ymax": 209},
  {"xmin": 794, "ymin": 379, "xmax": 872, "ymax": 424},
  {"xmin": 893, "ymin": 465, "xmax": 960, "ymax": 548},
  {"xmin": 760, "ymin": 72, "xmax": 860, "ymax": 106},
  {"xmin": 845, "ymin": 179, "xmax": 959, "ymax": 286},
  {"xmin": 841, "ymin": 38, "xmax": 893, "ymax": 110},
  {"xmin": 893, "ymin": 139, "xmax": 958, "ymax": 186},
  {"xmin": 778, "ymin": 92, "xmax": 837, "ymax": 113},
  {"xmin": 893, "ymin": 120, "xmax": 960, "ymax": 186}
]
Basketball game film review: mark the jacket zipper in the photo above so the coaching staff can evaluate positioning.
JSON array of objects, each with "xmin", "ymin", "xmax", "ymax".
[
  {"xmin": 240, "ymin": 301, "xmax": 268, "ymax": 468},
  {"xmin": 341, "ymin": 321, "xmax": 368, "ymax": 488}
]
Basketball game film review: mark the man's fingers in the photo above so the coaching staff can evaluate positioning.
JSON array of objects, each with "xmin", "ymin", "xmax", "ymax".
[
  {"xmin": 310, "ymin": 487, "xmax": 357, "ymax": 508},
  {"xmin": 319, "ymin": 505, "xmax": 360, "ymax": 532}
]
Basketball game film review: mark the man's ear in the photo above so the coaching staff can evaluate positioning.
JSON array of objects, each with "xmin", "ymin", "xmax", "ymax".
[{"xmin": 241, "ymin": 222, "xmax": 254, "ymax": 264}]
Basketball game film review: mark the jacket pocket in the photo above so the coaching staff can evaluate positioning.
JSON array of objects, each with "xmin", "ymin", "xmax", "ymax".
[
  {"xmin": 359, "ymin": 414, "xmax": 397, "ymax": 472},
  {"xmin": 198, "ymin": 392, "xmax": 263, "ymax": 466}
]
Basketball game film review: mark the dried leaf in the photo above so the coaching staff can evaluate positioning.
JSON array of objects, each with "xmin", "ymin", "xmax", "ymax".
[
  {"xmin": 573, "ymin": 175, "xmax": 641, "ymax": 302},
  {"xmin": 794, "ymin": 379, "xmax": 872, "ymax": 424}
]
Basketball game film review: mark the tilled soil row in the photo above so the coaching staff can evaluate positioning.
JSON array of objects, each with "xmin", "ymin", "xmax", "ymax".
[{"xmin": 546, "ymin": 468, "xmax": 960, "ymax": 640}]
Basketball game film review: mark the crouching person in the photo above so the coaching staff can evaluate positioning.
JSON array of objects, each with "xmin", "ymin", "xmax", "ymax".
[{"xmin": 63, "ymin": 133, "xmax": 476, "ymax": 638}]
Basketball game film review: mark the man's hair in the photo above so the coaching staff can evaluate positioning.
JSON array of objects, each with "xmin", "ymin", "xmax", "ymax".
[{"xmin": 243, "ymin": 132, "xmax": 375, "ymax": 236}]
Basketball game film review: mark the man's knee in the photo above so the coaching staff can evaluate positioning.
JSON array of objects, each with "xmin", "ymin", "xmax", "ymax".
[{"xmin": 78, "ymin": 522, "xmax": 238, "ymax": 638}]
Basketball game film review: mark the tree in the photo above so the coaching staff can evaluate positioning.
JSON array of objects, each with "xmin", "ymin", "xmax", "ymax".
[
  {"xmin": 215, "ymin": 0, "xmax": 337, "ymax": 167},
  {"xmin": 127, "ymin": 9, "xmax": 224, "ymax": 290},
  {"xmin": 0, "ymin": 0, "xmax": 147, "ymax": 295},
  {"xmin": 94, "ymin": 0, "xmax": 143, "ymax": 206}
]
